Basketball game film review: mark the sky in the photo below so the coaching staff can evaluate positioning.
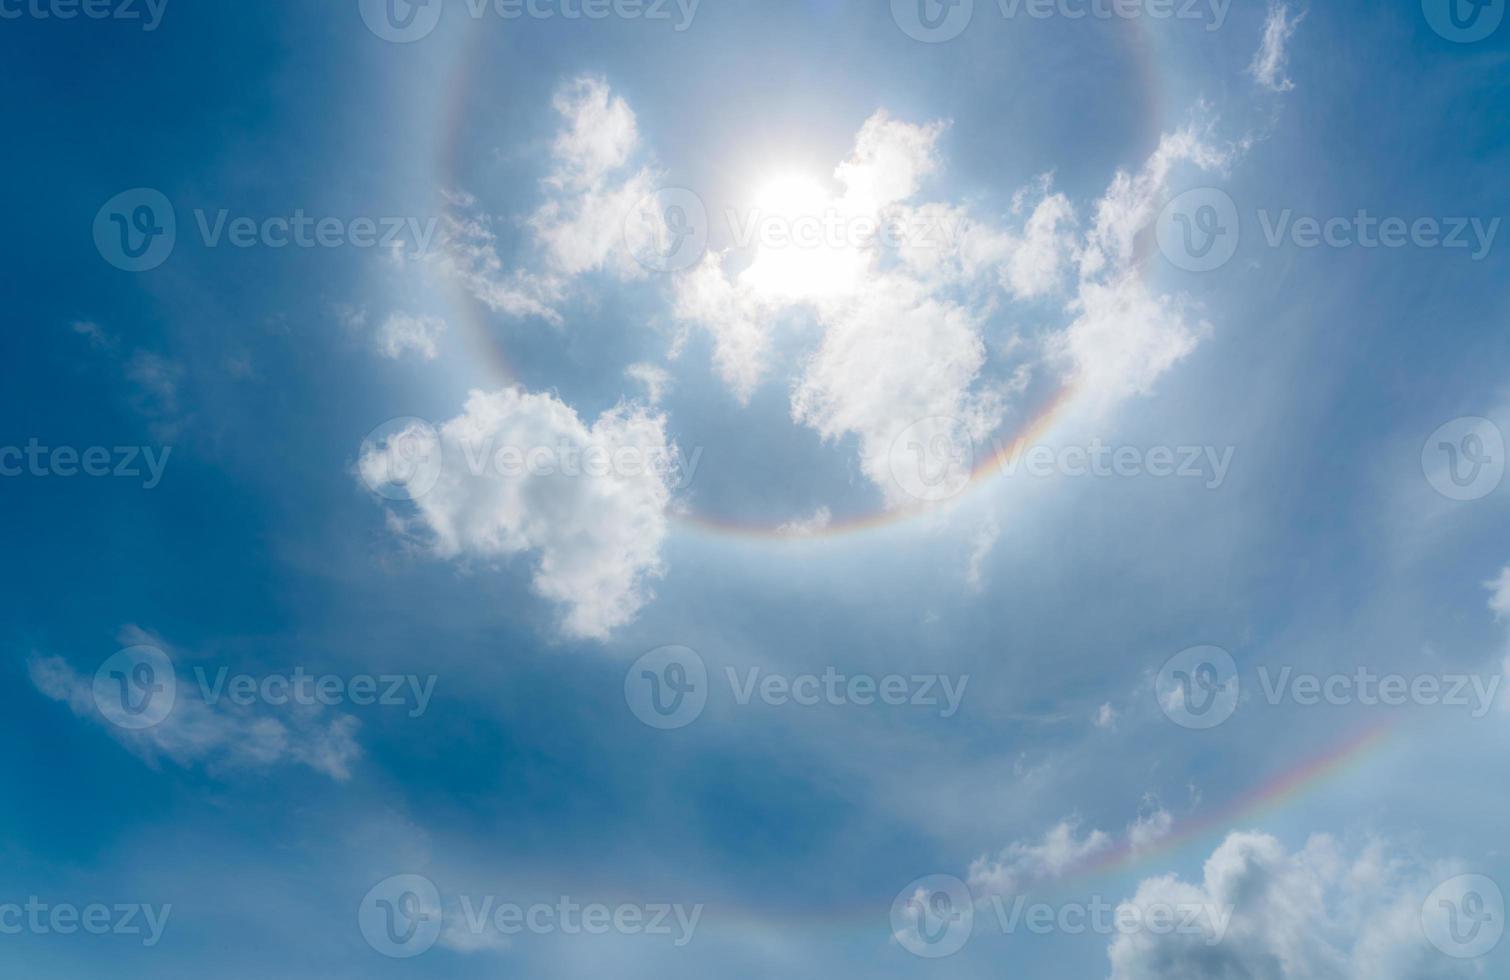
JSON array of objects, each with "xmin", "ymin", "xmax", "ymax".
[{"xmin": 4, "ymin": 0, "xmax": 1510, "ymax": 976}]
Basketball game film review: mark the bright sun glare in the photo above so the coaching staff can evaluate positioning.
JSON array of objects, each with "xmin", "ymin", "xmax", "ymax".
[{"xmin": 743, "ymin": 173, "xmax": 866, "ymax": 301}]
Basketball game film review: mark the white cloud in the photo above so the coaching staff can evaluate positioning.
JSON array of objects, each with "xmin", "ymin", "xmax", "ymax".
[
  {"xmin": 530, "ymin": 76, "xmax": 661, "ymax": 281},
  {"xmin": 1127, "ymin": 800, "xmax": 1173, "ymax": 854},
  {"xmin": 965, "ymin": 516, "xmax": 1001, "ymax": 591},
  {"xmin": 791, "ymin": 274, "xmax": 1005, "ymax": 506},
  {"xmin": 677, "ymin": 108, "xmax": 1235, "ymax": 499},
  {"xmin": 1108, "ymin": 832, "xmax": 1470, "ymax": 980},
  {"xmin": 377, "ymin": 312, "xmax": 446, "ymax": 361},
  {"xmin": 431, "ymin": 195, "xmax": 564, "ymax": 324},
  {"xmin": 28, "ymin": 629, "xmax": 360, "ymax": 781},
  {"xmin": 626, "ymin": 362, "xmax": 672, "ymax": 405},
  {"xmin": 1487, "ymin": 565, "xmax": 1510, "ymax": 621},
  {"xmin": 546, "ymin": 75, "xmax": 639, "ymax": 189},
  {"xmin": 1094, "ymin": 701, "xmax": 1118, "ymax": 729},
  {"xmin": 970, "ymin": 818, "xmax": 1113, "ymax": 897},
  {"xmin": 777, "ymin": 506, "xmax": 833, "ymax": 538},
  {"xmin": 70, "ymin": 319, "xmax": 116, "ymax": 351},
  {"xmin": 358, "ymin": 387, "xmax": 676, "ymax": 639},
  {"xmin": 1250, "ymin": 3, "xmax": 1304, "ymax": 93}
]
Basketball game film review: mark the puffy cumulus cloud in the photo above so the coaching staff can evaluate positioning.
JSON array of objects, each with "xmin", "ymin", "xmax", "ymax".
[
  {"xmin": 376, "ymin": 312, "xmax": 445, "ymax": 361},
  {"xmin": 1051, "ymin": 126, "xmax": 1234, "ymax": 410},
  {"xmin": 1251, "ymin": 3, "xmax": 1304, "ymax": 93},
  {"xmin": 969, "ymin": 818, "xmax": 1114, "ymax": 897},
  {"xmin": 529, "ymin": 76, "xmax": 662, "ymax": 280},
  {"xmin": 1108, "ymin": 832, "xmax": 1471, "ymax": 980},
  {"xmin": 791, "ymin": 274, "xmax": 1006, "ymax": 506},
  {"xmin": 972, "ymin": 804, "xmax": 1175, "ymax": 896},
  {"xmin": 546, "ymin": 75, "xmax": 639, "ymax": 189},
  {"xmin": 358, "ymin": 387, "xmax": 676, "ymax": 640},
  {"xmin": 676, "ymin": 105, "xmax": 1235, "ymax": 500},
  {"xmin": 833, "ymin": 111, "xmax": 947, "ymax": 213},
  {"xmin": 422, "ymin": 78, "xmax": 667, "ymax": 325},
  {"xmin": 1047, "ymin": 273, "xmax": 1207, "ymax": 406},
  {"xmin": 28, "ymin": 628, "xmax": 361, "ymax": 781}
]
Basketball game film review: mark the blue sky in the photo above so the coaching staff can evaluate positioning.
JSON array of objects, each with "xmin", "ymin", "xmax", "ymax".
[{"xmin": 4, "ymin": 0, "xmax": 1510, "ymax": 976}]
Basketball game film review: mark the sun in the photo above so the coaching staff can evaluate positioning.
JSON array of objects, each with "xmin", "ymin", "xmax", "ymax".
[{"xmin": 741, "ymin": 172, "xmax": 867, "ymax": 301}]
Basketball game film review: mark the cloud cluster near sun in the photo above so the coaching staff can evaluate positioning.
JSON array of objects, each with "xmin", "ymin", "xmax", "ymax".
[{"xmin": 360, "ymin": 9, "xmax": 1293, "ymax": 638}]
